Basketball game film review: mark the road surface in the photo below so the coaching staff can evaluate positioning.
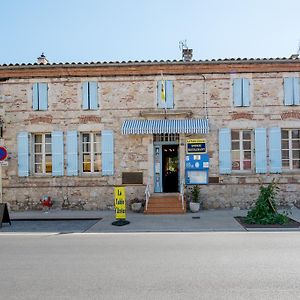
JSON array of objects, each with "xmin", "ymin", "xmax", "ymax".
[{"xmin": 1, "ymin": 232, "xmax": 300, "ymax": 299}]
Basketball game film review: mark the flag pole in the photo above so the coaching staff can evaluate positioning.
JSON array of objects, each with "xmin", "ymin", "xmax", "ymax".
[{"xmin": 161, "ymin": 72, "xmax": 167, "ymax": 116}]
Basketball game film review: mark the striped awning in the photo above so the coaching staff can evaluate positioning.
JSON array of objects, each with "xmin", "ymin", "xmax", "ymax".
[{"xmin": 121, "ymin": 119, "xmax": 209, "ymax": 135}]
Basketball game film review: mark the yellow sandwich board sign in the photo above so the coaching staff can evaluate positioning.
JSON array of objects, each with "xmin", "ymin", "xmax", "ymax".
[{"xmin": 114, "ymin": 187, "xmax": 126, "ymax": 220}]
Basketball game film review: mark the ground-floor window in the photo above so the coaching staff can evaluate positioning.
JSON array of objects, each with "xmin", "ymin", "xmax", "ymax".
[
  {"xmin": 33, "ymin": 133, "xmax": 52, "ymax": 174},
  {"xmin": 282, "ymin": 129, "xmax": 300, "ymax": 170},
  {"xmin": 81, "ymin": 132, "xmax": 101, "ymax": 173},
  {"xmin": 231, "ymin": 130, "xmax": 252, "ymax": 171}
]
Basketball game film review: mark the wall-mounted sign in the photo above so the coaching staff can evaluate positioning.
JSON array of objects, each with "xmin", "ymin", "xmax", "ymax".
[
  {"xmin": 0, "ymin": 146, "xmax": 8, "ymax": 161},
  {"xmin": 186, "ymin": 139, "xmax": 207, "ymax": 154}
]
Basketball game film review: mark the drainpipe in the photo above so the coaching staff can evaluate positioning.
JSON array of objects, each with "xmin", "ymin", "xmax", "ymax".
[{"xmin": 200, "ymin": 74, "xmax": 208, "ymax": 120}]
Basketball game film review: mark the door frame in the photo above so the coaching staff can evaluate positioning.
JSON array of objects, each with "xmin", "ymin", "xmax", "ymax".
[{"xmin": 153, "ymin": 141, "xmax": 179, "ymax": 193}]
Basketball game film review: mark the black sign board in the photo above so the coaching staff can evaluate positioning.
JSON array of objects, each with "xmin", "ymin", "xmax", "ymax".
[
  {"xmin": 0, "ymin": 203, "xmax": 11, "ymax": 228},
  {"xmin": 122, "ymin": 172, "xmax": 143, "ymax": 184},
  {"xmin": 186, "ymin": 139, "xmax": 207, "ymax": 154}
]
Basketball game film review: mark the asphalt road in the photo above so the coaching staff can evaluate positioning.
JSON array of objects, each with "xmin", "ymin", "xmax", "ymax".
[{"xmin": 1, "ymin": 232, "xmax": 300, "ymax": 300}]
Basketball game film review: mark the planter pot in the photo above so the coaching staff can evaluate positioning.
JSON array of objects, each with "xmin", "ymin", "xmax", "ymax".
[
  {"xmin": 131, "ymin": 202, "xmax": 142, "ymax": 212},
  {"xmin": 189, "ymin": 202, "xmax": 200, "ymax": 213}
]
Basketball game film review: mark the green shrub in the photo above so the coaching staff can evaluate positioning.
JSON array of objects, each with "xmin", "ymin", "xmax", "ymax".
[
  {"xmin": 191, "ymin": 185, "xmax": 200, "ymax": 203},
  {"xmin": 245, "ymin": 179, "xmax": 289, "ymax": 225}
]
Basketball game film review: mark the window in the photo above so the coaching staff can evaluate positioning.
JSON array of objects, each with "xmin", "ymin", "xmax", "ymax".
[
  {"xmin": 283, "ymin": 77, "xmax": 300, "ymax": 105},
  {"xmin": 281, "ymin": 129, "xmax": 300, "ymax": 170},
  {"xmin": 231, "ymin": 130, "xmax": 252, "ymax": 171},
  {"xmin": 33, "ymin": 133, "xmax": 52, "ymax": 174},
  {"xmin": 157, "ymin": 80, "xmax": 174, "ymax": 109},
  {"xmin": 82, "ymin": 81, "xmax": 99, "ymax": 110},
  {"xmin": 233, "ymin": 78, "xmax": 250, "ymax": 107},
  {"xmin": 32, "ymin": 83, "xmax": 48, "ymax": 110},
  {"xmin": 153, "ymin": 133, "xmax": 179, "ymax": 142},
  {"xmin": 81, "ymin": 133, "xmax": 101, "ymax": 173}
]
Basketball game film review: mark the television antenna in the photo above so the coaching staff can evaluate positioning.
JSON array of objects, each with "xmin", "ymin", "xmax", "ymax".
[{"xmin": 179, "ymin": 40, "xmax": 188, "ymax": 51}]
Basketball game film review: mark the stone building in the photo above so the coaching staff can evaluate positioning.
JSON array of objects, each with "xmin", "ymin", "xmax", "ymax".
[{"xmin": 0, "ymin": 54, "xmax": 300, "ymax": 211}]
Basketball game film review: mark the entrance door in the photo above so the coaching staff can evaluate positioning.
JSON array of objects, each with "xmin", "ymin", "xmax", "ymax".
[
  {"xmin": 162, "ymin": 145, "xmax": 179, "ymax": 193},
  {"xmin": 154, "ymin": 144, "xmax": 179, "ymax": 193}
]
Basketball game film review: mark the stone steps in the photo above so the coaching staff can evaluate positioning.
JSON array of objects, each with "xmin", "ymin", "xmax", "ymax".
[{"xmin": 144, "ymin": 194, "xmax": 186, "ymax": 215}]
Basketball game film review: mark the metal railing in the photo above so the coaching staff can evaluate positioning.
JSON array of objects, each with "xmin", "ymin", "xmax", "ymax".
[
  {"xmin": 145, "ymin": 176, "xmax": 151, "ymax": 210},
  {"xmin": 179, "ymin": 179, "xmax": 185, "ymax": 210}
]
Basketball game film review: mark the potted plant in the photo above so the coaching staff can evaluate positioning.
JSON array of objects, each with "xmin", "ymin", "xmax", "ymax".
[
  {"xmin": 189, "ymin": 185, "xmax": 200, "ymax": 212},
  {"xmin": 130, "ymin": 198, "xmax": 144, "ymax": 212}
]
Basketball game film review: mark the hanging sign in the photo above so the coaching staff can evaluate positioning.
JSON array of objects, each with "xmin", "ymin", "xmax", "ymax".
[
  {"xmin": 186, "ymin": 139, "xmax": 207, "ymax": 154},
  {"xmin": 114, "ymin": 187, "xmax": 126, "ymax": 220}
]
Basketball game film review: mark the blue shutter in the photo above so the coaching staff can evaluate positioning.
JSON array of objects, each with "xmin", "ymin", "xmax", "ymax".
[
  {"xmin": 17, "ymin": 132, "xmax": 29, "ymax": 177},
  {"xmin": 66, "ymin": 131, "xmax": 78, "ymax": 176},
  {"xmin": 233, "ymin": 79, "xmax": 242, "ymax": 107},
  {"xmin": 89, "ymin": 81, "xmax": 98, "ymax": 110},
  {"xmin": 157, "ymin": 80, "xmax": 164, "ymax": 108},
  {"xmin": 255, "ymin": 128, "xmax": 267, "ymax": 173},
  {"xmin": 51, "ymin": 131, "xmax": 64, "ymax": 176},
  {"xmin": 165, "ymin": 80, "xmax": 174, "ymax": 109},
  {"xmin": 242, "ymin": 78, "xmax": 250, "ymax": 106},
  {"xmin": 102, "ymin": 130, "xmax": 114, "ymax": 176},
  {"xmin": 219, "ymin": 128, "xmax": 232, "ymax": 174},
  {"xmin": 293, "ymin": 77, "xmax": 300, "ymax": 105},
  {"xmin": 284, "ymin": 78, "xmax": 294, "ymax": 105},
  {"xmin": 32, "ymin": 83, "xmax": 39, "ymax": 110},
  {"xmin": 82, "ymin": 82, "xmax": 89, "ymax": 109},
  {"xmin": 39, "ymin": 83, "xmax": 48, "ymax": 110},
  {"xmin": 269, "ymin": 127, "xmax": 282, "ymax": 173}
]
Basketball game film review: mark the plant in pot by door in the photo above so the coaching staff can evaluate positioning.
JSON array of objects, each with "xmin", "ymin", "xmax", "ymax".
[{"xmin": 189, "ymin": 185, "xmax": 200, "ymax": 212}]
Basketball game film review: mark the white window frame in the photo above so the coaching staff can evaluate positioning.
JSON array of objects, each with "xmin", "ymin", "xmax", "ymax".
[
  {"xmin": 80, "ymin": 132, "xmax": 101, "ymax": 174},
  {"xmin": 33, "ymin": 133, "xmax": 52, "ymax": 175},
  {"xmin": 281, "ymin": 129, "xmax": 300, "ymax": 170},
  {"xmin": 231, "ymin": 129, "xmax": 253, "ymax": 172}
]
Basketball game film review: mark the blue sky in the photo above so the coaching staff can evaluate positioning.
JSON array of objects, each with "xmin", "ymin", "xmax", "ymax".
[{"xmin": 1, "ymin": 0, "xmax": 300, "ymax": 64}]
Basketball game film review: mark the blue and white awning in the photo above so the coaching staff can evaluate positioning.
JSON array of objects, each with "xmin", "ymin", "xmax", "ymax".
[{"xmin": 121, "ymin": 119, "xmax": 209, "ymax": 135}]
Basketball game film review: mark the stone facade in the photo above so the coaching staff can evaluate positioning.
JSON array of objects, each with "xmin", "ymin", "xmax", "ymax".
[{"xmin": 0, "ymin": 59, "xmax": 300, "ymax": 210}]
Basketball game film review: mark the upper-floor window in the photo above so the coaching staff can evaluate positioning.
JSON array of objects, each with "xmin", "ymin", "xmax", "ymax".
[
  {"xmin": 283, "ymin": 77, "xmax": 300, "ymax": 106},
  {"xmin": 233, "ymin": 78, "xmax": 250, "ymax": 107},
  {"xmin": 32, "ymin": 83, "xmax": 48, "ymax": 111},
  {"xmin": 81, "ymin": 133, "xmax": 101, "ymax": 173},
  {"xmin": 282, "ymin": 129, "xmax": 300, "ymax": 170},
  {"xmin": 157, "ymin": 80, "xmax": 174, "ymax": 109},
  {"xmin": 231, "ymin": 130, "xmax": 253, "ymax": 171},
  {"xmin": 33, "ymin": 133, "xmax": 52, "ymax": 174},
  {"xmin": 82, "ymin": 81, "xmax": 99, "ymax": 110}
]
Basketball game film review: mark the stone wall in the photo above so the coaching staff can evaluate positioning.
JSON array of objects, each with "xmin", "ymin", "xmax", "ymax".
[{"xmin": 0, "ymin": 68, "xmax": 300, "ymax": 210}]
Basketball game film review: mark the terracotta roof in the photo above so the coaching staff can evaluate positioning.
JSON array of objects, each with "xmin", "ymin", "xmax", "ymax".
[{"xmin": 0, "ymin": 57, "xmax": 299, "ymax": 68}]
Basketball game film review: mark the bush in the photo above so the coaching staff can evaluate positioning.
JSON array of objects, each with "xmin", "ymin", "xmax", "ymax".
[{"xmin": 245, "ymin": 179, "xmax": 289, "ymax": 225}]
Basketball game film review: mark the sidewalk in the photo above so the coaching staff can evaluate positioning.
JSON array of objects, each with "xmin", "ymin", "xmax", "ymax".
[{"xmin": 2, "ymin": 207, "xmax": 300, "ymax": 233}]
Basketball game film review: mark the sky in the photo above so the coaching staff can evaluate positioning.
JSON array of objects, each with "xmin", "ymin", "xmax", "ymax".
[{"xmin": 1, "ymin": 0, "xmax": 300, "ymax": 64}]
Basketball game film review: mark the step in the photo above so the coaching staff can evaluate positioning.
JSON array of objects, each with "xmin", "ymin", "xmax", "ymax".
[
  {"xmin": 148, "ymin": 198, "xmax": 181, "ymax": 204},
  {"xmin": 147, "ymin": 202, "xmax": 183, "ymax": 208},
  {"xmin": 151, "ymin": 193, "xmax": 180, "ymax": 198},
  {"xmin": 144, "ymin": 208, "xmax": 186, "ymax": 214},
  {"xmin": 144, "ymin": 211, "xmax": 185, "ymax": 215}
]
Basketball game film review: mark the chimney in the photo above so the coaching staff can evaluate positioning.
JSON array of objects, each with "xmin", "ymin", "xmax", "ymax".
[
  {"xmin": 37, "ymin": 53, "xmax": 49, "ymax": 64},
  {"xmin": 290, "ymin": 54, "xmax": 299, "ymax": 59},
  {"xmin": 182, "ymin": 48, "xmax": 193, "ymax": 62}
]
